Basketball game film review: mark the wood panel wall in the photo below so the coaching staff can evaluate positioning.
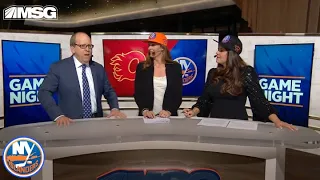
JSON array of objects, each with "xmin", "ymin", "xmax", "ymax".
[
  {"xmin": 53, "ymin": 149, "xmax": 265, "ymax": 180},
  {"xmin": 285, "ymin": 148, "xmax": 320, "ymax": 180},
  {"xmin": 234, "ymin": 0, "xmax": 320, "ymax": 33},
  {"xmin": 0, "ymin": 156, "xmax": 30, "ymax": 180}
]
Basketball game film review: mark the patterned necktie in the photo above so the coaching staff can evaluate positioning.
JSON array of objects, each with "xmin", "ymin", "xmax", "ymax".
[{"xmin": 82, "ymin": 64, "xmax": 92, "ymax": 118}]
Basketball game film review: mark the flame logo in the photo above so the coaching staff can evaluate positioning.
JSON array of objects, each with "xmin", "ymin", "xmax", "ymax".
[{"xmin": 110, "ymin": 51, "xmax": 146, "ymax": 82}]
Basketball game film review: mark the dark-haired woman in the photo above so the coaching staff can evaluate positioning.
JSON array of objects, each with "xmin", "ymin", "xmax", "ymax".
[
  {"xmin": 134, "ymin": 32, "xmax": 182, "ymax": 119},
  {"xmin": 183, "ymin": 35, "xmax": 297, "ymax": 131}
]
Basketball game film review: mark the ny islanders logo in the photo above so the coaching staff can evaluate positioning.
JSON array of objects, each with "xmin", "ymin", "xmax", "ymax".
[
  {"xmin": 149, "ymin": 32, "xmax": 156, "ymax": 39},
  {"xmin": 110, "ymin": 51, "xmax": 146, "ymax": 82},
  {"xmin": 174, "ymin": 57, "xmax": 197, "ymax": 85},
  {"xmin": 2, "ymin": 137, "xmax": 45, "ymax": 178}
]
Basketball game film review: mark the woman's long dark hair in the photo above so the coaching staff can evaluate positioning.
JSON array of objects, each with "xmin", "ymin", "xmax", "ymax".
[
  {"xmin": 212, "ymin": 50, "xmax": 247, "ymax": 96},
  {"xmin": 143, "ymin": 44, "xmax": 176, "ymax": 69}
]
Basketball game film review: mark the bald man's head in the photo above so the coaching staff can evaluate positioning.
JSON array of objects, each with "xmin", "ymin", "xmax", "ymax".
[{"xmin": 70, "ymin": 32, "xmax": 93, "ymax": 64}]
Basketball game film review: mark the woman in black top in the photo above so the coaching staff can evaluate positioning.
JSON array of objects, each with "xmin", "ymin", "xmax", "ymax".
[
  {"xmin": 183, "ymin": 35, "xmax": 297, "ymax": 131},
  {"xmin": 134, "ymin": 32, "xmax": 183, "ymax": 118}
]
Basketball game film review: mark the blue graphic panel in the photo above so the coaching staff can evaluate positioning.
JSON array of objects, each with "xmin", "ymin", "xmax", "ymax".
[
  {"xmin": 171, "ymin": 40, "xmax": 207, "ymax": 96},
  {"xmin": 2, "ymin": 40, "xmax": 60, "ymax": 127},
  {"xmin": 254, "ymin": 43, "xmax": 314, "ymax": 127},
  {"xmin": 97, "ymin": 169, "xmax": 221, "ymax": 180}
]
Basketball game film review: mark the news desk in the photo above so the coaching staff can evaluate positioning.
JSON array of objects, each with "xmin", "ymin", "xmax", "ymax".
[{"xmin": 1, "ymin": 117, "xmax": 320, "ymax": 180}]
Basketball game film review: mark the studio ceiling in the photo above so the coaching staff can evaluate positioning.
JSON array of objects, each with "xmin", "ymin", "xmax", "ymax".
[{"xmin": 16, "ymin": 0, "xmax": 235, "ymax": 28}]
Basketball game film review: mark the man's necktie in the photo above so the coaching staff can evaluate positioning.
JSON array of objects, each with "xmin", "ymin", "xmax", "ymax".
[{"xmin": 82, "ymin": 64, "xmax": 92, "ymax": 118}]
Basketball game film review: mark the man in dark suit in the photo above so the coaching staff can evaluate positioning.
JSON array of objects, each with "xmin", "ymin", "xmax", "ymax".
[{"xmin": 38, "ymin": 32, "xmax": 126, "ymax": 126}]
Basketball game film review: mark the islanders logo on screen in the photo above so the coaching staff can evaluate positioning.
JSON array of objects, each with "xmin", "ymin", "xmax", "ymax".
[
  {"xmin": 2, "ymin": 137, "xmax": 45, "ymax": 178},
  {"xmin": 109, "ymin": 51, "xmax": 146, "ymax": 82},
  {"xmin": 174, "ymin": 57, "xmax": 197, "ymax": 85}
]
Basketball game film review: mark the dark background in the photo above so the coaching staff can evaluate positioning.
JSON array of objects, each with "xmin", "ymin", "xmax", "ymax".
[{"xmin": 0, "ymin": 0, "xmax": 251, "ymax": 38}]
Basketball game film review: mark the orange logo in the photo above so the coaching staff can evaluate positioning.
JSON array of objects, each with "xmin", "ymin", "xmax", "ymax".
[
  {"xmin": 234, "ymin": 45, "xmax": 241, "ymax": 53},
  {"xmin": 110, "ymin": 51, "xmax": 146, "ymax": 82}
]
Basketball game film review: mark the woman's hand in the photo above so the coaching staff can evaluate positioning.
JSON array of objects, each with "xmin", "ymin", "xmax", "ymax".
[
  {"xmin": 183, "ymin": 108, "xmax": 198, "ymax": 118},
  {"xmin": 143, "ymin": 110, "xmax": 155, "ymax": 119},
  {"xmin": 158, "ymin": 110, "xmax": 171, "ymax": 118},
  {"xmin": 269, "ymin": 114, "xmax": 297, "ymax": 131},
  {"xmin": 274, "ymin": 120, "xmax": 298, "ymax": 131}
]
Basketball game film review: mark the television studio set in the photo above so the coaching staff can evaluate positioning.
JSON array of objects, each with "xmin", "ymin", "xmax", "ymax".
[{"xmin": 0, "ymin": 0, "xmax": 320, "ymax": 180}]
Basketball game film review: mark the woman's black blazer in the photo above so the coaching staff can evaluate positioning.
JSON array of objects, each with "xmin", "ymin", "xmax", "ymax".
[{"xmin": 134, "ymin": 61, "xmax": 183, "ymax": 116}]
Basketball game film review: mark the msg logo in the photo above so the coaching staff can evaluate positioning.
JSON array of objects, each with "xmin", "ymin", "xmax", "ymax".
[
  {"xmin": 2, "ymin": 137, "xmax": 45, "ymax": 178},
  {"xmin": 3, "ymin": 5, "xmax": 58, "ymax": 20}
]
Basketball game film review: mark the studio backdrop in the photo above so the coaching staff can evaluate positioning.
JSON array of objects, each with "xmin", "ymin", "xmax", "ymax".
[
  {"xmin": 1, "ymin": 32, "xmax": 320, "ymax": 128},
  {"xmin": 103, "ymin": 39, "xmax": 207, "ymax": 97}
]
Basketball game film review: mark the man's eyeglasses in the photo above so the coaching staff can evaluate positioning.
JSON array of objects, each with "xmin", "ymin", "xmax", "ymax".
[{"xmin": 74, "ymin": 44, "xmax": 94, "ymax": 49}]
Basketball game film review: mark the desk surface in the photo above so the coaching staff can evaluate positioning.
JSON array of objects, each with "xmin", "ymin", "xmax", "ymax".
[{"xmin": 0, "ymin": 117, "xmax": 320, "ymax": 159}]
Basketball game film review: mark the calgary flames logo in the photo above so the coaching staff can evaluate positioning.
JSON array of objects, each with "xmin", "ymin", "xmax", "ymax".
[{"xmin": 110, "ymin": 51, "xmax": 146, "ymax": 82}]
